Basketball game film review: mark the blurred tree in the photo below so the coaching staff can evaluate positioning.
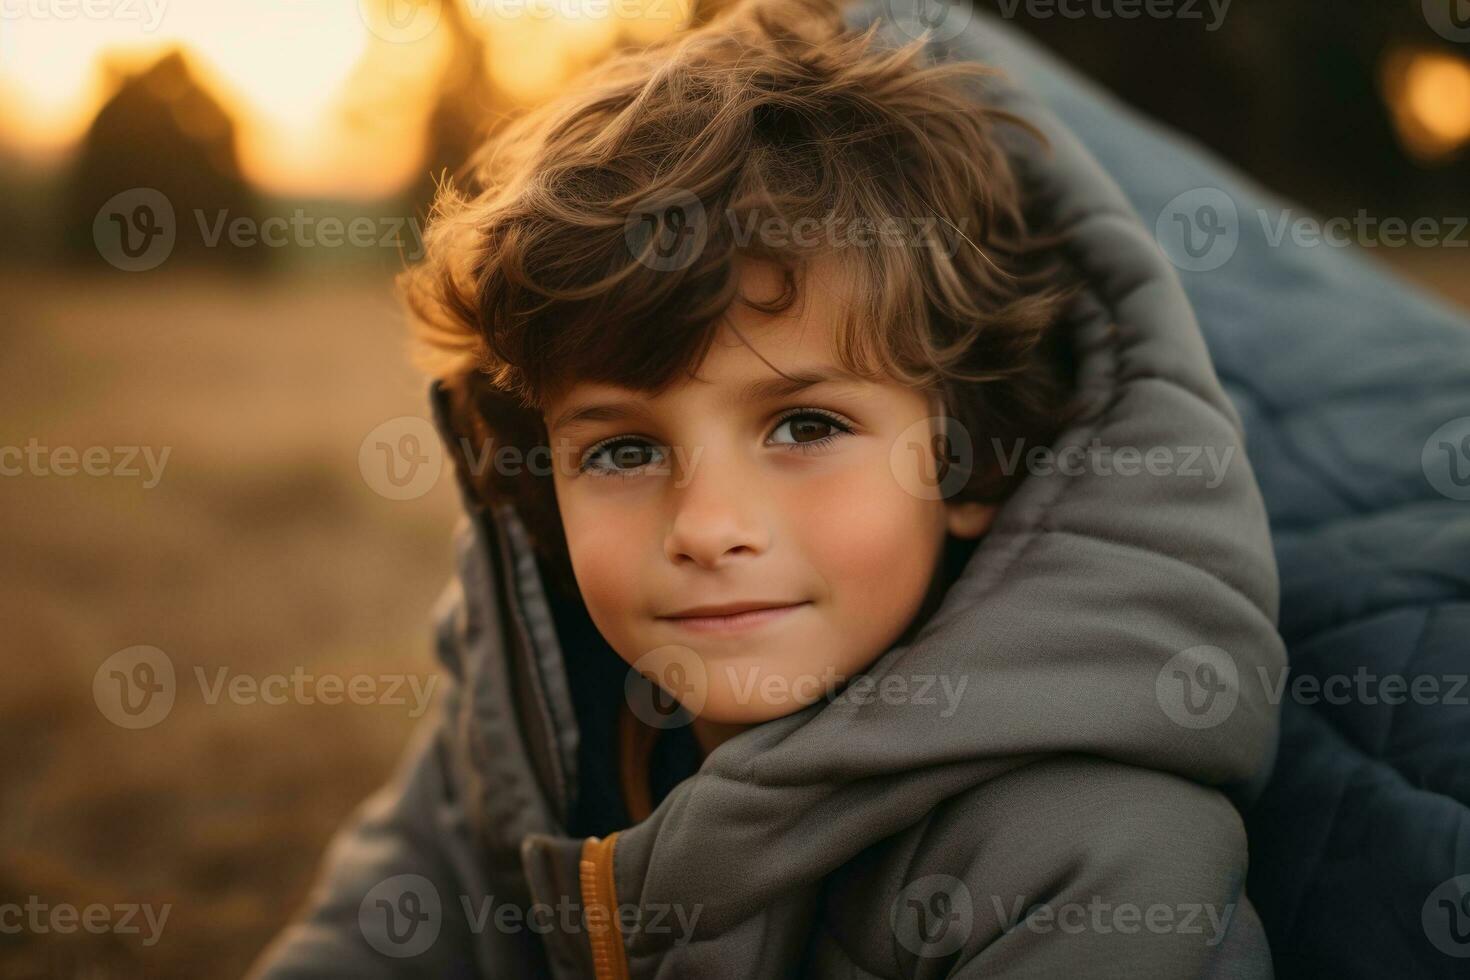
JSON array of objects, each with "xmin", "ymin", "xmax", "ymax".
[
  {"xmin": 407, "ymin": 0, "xmax": 499, "ymax": 217},
  {"xmin": 403, "ymin": 0, "xmax": 737, "ymax": 222},
  {"xmin": 62, "ymin": 48, "xmax": 267, "ymax": 271}
]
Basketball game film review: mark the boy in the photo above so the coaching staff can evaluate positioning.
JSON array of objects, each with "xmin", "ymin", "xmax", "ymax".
[{"xmin": 253, "ymin": 0, "xmax": 1285, "ymax": 976}]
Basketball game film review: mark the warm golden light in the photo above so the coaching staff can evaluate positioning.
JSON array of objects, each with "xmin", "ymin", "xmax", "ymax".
[
  {"xmin": 1383, "ymin": 47, "xmax": 1470, "ymax": 164},
  {"xmin": 0, "ymin": 0, "xmax": 690, "ymax": 198},
  {"xmin": 486, "ymin": 0, "xmax": 693, "ymax": 101}
]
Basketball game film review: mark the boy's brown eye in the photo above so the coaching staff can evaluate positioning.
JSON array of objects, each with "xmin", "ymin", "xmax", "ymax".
[
  {"xmin": 770, "ymin": 409, "xmax": 854, "ymax": 448},
  {"xmin": 580, "ymin": 438, "xmax": 666, "ymax": 475},
  {"xmin": 788, "ymin": 418, "xmax": 833, "ymax": 443},
  {"xmin": 610, "ymin": 443, "xmax": 656, "ymax": 467}
]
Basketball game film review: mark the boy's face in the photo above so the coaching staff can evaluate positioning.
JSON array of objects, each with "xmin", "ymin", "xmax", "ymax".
[{"xmin": 544, "ymin": 257, "xmax": 993, "ymax": 726}]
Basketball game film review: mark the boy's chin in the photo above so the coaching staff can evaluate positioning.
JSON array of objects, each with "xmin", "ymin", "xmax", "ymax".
[{"xmin": 695, "ymin": 689, "xmax": 837, "ymax": 726}]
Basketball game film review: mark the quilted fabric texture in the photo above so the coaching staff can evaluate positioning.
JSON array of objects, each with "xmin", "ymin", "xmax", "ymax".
[{"xmin": 942, "ymin": 10, "xmax": 1470, "ymax": 978}]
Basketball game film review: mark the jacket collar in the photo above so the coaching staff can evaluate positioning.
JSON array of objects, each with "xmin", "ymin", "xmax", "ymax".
[{"xmin": 428, "ymin": 379, "xmax": 582, "ymax": 847}]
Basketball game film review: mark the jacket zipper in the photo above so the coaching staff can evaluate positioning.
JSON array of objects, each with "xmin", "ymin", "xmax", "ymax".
[{"xmin": 579, "ymin": 832, "xmax": 630, "ymax": 980}]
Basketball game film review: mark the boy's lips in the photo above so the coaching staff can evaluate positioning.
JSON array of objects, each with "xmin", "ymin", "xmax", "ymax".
[{"xmin": 657, "ymin": 600, "xmax": 811, "ymax": 634}]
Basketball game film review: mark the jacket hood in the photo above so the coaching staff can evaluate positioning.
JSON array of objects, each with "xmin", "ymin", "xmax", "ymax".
[{"xmin": 423, "ymin": 9, "xmax": 1286, "ymax": 978}]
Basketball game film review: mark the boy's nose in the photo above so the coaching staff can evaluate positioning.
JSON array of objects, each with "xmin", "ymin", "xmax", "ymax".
[{"xmin": 663, "ymin": 456, "xmax": 771, "ymax": 569}]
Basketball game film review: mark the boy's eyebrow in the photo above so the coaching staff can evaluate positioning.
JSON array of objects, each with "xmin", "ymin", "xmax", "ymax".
[
  {"xmin": 549, "ymin": 367, "xmax": 865, "ymax": 433},
  {"xmin": 737, "ymin": 367, "xmax": 865, "ymax": 403}
]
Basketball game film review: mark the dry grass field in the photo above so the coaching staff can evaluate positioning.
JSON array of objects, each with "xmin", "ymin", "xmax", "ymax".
[{"xmin": 0, "ymin": 267, "xmax": 461, "ymax": 978}]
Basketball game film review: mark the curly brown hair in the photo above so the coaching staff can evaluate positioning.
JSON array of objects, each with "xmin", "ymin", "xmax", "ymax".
[{"xmin": 400, "ymin": 0, "xmax": 1077, "ymax": 599}]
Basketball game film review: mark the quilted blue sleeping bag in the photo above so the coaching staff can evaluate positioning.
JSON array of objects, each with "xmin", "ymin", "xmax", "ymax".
[{"xmin": 941, "ymin": 9, "xmax": 1470, "ymax": 978}]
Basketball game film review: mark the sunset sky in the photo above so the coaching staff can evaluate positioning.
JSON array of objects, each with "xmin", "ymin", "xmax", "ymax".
[
  {"xmin": 0, "ymin": 0, "xmax": 690, "ymax": 198},
  {"xmin": 3, "ymin": 0, "xmax": 1468, "ymax": 199}
]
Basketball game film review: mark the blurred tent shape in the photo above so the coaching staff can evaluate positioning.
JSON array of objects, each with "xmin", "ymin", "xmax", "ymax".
[{"xmin": 62, "ymin": 48, "xmax": 267, "ymax": 270}]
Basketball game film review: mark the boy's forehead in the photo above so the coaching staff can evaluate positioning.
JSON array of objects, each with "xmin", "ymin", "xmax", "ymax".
[
  {"xmin": 543, "ymin": 353, "xmax": 861, "ymax": 433},
  {"xmin": 544, "ymin": 257, "xmax": 860, "ymax": 425}
]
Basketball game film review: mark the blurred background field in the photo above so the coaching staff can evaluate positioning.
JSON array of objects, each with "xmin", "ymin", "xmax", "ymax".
[
  {"xmin": 0, "ymin": 268, "xmax": 460, "ymax": 978},
  {"xmin": 2, "ymin": 1, "xmax": 1469, "ymax": 977}
]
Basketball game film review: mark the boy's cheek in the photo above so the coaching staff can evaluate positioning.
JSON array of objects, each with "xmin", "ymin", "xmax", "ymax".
[
  {"xmin": 796, "ymin": 464, "xmax": 944, "ymax": 585},
  {"xmin": 561, "ymin": 507, "xmax": 647, "ymax": 640}
]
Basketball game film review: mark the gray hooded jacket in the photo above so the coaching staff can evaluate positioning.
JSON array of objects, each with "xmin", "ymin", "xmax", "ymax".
[{"xmin": 250, "ymin": 3, "xmax": 1286, "ymax": 977}]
